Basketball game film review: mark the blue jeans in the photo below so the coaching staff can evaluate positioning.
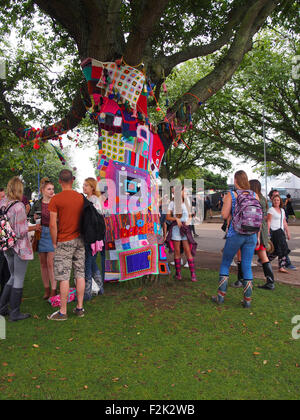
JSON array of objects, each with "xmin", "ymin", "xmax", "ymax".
[
  {"xmin": 220, "ymin": 233, "xmax": 257, "ymax": 280},
  {"xmin": 100, "ymin": 247, "xmax": 105, "ymax": 283},
  {"xmin": 84, "ymin": 244, "xmax": 103, "ymax": 299}
]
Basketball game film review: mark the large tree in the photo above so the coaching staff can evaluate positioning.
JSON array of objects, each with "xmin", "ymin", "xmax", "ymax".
[
  {"xmin": 0, "ymin": 0, "xmax": 292, "ymax": 147},
  {"xmin": 197, "ymin": 29, "xmax": 300, "ymax": 177}
]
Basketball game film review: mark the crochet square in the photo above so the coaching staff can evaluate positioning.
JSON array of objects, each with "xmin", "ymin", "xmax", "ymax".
[
  {"xmin": 118, "ymin": 245, "xmax": 158, "ymax": 282},
  {"xmin": 95, "ymin": 62, "xmax": 146, "ymax": 109},
  {"xmin": 101, "ymin": 129, "xmax": 125, "ymax": 163},
  {"xmin": 159, "ymin": 262, "xmax": 170, "ymax": 275}
]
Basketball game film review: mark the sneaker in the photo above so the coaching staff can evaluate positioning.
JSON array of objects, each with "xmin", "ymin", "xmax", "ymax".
[
  {"xmin": 286, "ymin": 264, "xmax": 297, "ymax": 271},
  {"xmin": 171, "ymin": 259, "xmax": 184, "ymax": 266},
  {"xmin": 73, "ymin": 308, "xmax": 85, "ymax": 318},
  {"xmin": 184, "ymin": 262, "xmax": 189, "ymax": 268},
  {"xmin": 47, "ymin": 311, "xmax": 68, "ymax": 321}
]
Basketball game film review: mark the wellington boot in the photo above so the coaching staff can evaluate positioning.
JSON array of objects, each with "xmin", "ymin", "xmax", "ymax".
[
  {"xmin": 0, "ymin": 284, "xmax": 12, "ymax": 316},
  {"xmin": 9, "ymin": 288, "xmax": 31, "ymax": 322}
]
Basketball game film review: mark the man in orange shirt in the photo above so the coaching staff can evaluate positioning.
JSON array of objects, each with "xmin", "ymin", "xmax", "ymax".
[{"xmin": 47, "ymin": 170, "xmax": 85, "ymax": 321}]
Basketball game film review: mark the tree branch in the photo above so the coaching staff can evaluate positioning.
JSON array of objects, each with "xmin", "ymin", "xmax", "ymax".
[
  {"xmin": 0, "ymin": 81, "xmax": 90, "ymax": 143},
  {"xmin": 33, "ymin": 0, "xmax": 85, "ymax": 46},
  {"xmin": 168, "ymin": 0, "xmax": 279, "ymax": 116},
  {"xmin": 124, "ymin": 0, "xmax": 170, "ymax": 65},
  {"xmin": 156, "ymin": 2, "xmax": 251, "ymax": 74}
]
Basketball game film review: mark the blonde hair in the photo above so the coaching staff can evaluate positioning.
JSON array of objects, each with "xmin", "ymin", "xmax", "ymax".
[
  {"xmin": 6, "ymin": 177, "xmax": 24, "ymax": 201},
  {"xmin": 40, "ymin": 177, "xmax": 54, "ymax": 194},
  {"xmin": 85, "ymin": 178, "xmax": 101, "ymax": 197},
  {"xmin": 234, "ymin": 170, "xmax": 250, "ymax": 190}
]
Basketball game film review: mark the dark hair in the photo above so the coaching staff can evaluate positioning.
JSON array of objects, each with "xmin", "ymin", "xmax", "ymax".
[
  {"xmin": 59, "ymin": 169, "xmax": 74, "ymax": 183},
  {"xmin": 286, "ymin": 194, "xmax": 291, "ymax": 199},
  {"xmin": 0, "ymin": 188, "xmax": 4, "ymax": 192},
  {"xmin": 268, "ymin": 189, "xmax": 278, "ymax": 200}
]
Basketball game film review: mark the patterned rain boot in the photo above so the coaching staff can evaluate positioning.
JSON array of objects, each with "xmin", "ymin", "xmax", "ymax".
[
  {"xmin": 212, "ymin": 275, "xmax": 228, "ymax": 305},
  {"xmin": 242, "ymin": 280, "xmax": 253, "ymax": 308},
  {"xmin": 187, "ymin": 259, "xmax": 197, "ymax": 282},
  {"xmin": 174, "ymin": 259, "xmax": 182, "ymax": 280}
]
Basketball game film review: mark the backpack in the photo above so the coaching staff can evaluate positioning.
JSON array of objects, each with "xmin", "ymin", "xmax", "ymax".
[
  {"xmin": 232, "ymin": 190, "xmax": 263, "ymax": 235},
  {"xmin": 0, "ymin": 201, "xmax": 19, "ymax": 251},
  {"xmin": 80, "ymin": 196, "xmax": 106, "ymax": 245}
]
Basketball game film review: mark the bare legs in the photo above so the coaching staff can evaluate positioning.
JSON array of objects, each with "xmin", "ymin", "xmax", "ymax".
[{"xmin": 39, "ymin": 252, "xmax": 57, "ymax": 298}]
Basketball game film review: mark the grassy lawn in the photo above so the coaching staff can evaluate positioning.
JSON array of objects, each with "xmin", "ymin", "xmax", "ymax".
[
  {"xmin": 295, "ymin": 211, "xmax": 300, "ymax": 219},
  {"xmin": 1, "ymin": 258, "xmax": 300, "ymax": 400}
]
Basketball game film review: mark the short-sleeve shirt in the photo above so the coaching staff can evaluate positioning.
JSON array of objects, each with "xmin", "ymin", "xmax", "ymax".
[
  {"xmin": 168, "ymin": 201, "xmax": 189, "ymax": 223},
  {"xmin": 268, "ymin": 207, "xmax": 285, "ymax": 231},
  {"xmin": 48, "ymin": 190, "xmax": 84, "ymax": 243}
]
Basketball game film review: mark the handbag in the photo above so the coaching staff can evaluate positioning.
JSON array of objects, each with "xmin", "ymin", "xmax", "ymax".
[
  {"xmin": 49, "ymin": 288, "xmax": 77, "ymax": 307},
  {"xmin": 266, "ymin": 239, "xmax": 275, "ymax": 254},
  {"xmin": 31, "ymin": 230, "xmax": 41, "ymax": 252}
]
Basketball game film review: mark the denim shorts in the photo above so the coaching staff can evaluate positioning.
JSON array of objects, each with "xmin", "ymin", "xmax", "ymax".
[{"xmin": 171, "ymin": 225, "xmax": 188, "ymax": 241}]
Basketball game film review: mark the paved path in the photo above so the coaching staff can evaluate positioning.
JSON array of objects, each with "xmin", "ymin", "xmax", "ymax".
[{"xmin": 183, "ymin": 222, "xmax": 300, "ymax": 287}]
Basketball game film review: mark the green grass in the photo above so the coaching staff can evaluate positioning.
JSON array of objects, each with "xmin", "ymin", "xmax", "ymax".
[
  {"xmin": 295, "ymin": 211, "xmax": 300, "ymax": 219},
  {"xmin": 1, "ymin": 259, "xmax": 300, "ymax": 400}
]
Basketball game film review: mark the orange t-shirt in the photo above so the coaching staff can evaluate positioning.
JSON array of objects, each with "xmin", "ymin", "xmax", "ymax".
[{"xmin": 48, "ymin": 190, "xmax": 84, "ymax": 243}]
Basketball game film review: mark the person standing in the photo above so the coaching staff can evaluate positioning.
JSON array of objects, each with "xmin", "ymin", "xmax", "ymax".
[
  {"xmin": 30, "ymin": 178, "xmax": 57, "ymax": 300},
  {"xmin": 250, "ymin": 179, "xmax": 276, "ymax": 290},
  {"xmin": 285, "ymin": 194, "xmax": 296, "ymax": 223},
  {"xmin": 267, "ymin": 195, "xmax": 294, "ymax": 274},
  {"xmin": 47, "ymin": 170, "xmax": 85, "ymax": 321},
  {"xmin": 166, "ymin": 187, "xmax": 197, "ymax": 282},
  {"xmin": 204, "ymin": 196, "xmax": 213, "ymax": 220},
  {"xmin": 0, "ymin": 187, "xmax": 10, "ymax": 296},
  {"xmin": 22, "ymin": 194, "xmax": 31, "ymax": 216},
  {"xmin": 82, "ymin": 177, "xmax": 104, "ymax": 300},
  {"xmin": 0, "ymin": 177, "xmax": 40, "ymax": 321},
  {"xmin": 212, "ymin": 171, "xmax": 260, "ymax": 308},
  {"xmin": 268, "ymin": 190, "xmax": 295, "ymax": 270}
]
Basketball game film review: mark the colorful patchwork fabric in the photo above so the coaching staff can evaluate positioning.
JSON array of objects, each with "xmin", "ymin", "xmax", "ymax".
[
  {"xmin": 118, "ymin": 245, "xmax": 159, "ymax": 282},
  {"xmin": 81, "ymin": 58, "xmax": 174, "ymax": 282},
  {"xmin": 96, "ymin": 62, "xmax": 146, "ymax": 110},
  {"xmin": 100, "ymin": 129, "xmax": 125, "ymax": 163}
]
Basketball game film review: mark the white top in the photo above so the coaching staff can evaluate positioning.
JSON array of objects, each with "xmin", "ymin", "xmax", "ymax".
[
  {"xmin": 88, "ymin": 195, "xmax": 103, "ymax": 214},
  {"xmin": 168, "ymin": 200, "xmax": 189, "ymax": 223},
  {"xmin": 268, "ymin": 207, "xmax": 285, "ymax": 231}
]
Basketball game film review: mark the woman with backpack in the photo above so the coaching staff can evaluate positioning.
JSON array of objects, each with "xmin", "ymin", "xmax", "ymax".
[
  {"xmin": 212, "ymin": 171, "xmax": 261, "ymax": 308},
  {"xmin": 0, "ymin": 177, "xmax": 41, "ymax": 321},
  {"xmin": 249, "ymin": 179, "xmax": 276, "ymax": 290},
  {"xmin": 82, "ymin": 178, "xmax": 105, "ymax": 300},
  {"xmin": 30, "ymin": 178, "xmax": 57, "ymax": 300},
  {"xmin": 267, "ymin": 195, "xmax": 292, "ymax": 274}
]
